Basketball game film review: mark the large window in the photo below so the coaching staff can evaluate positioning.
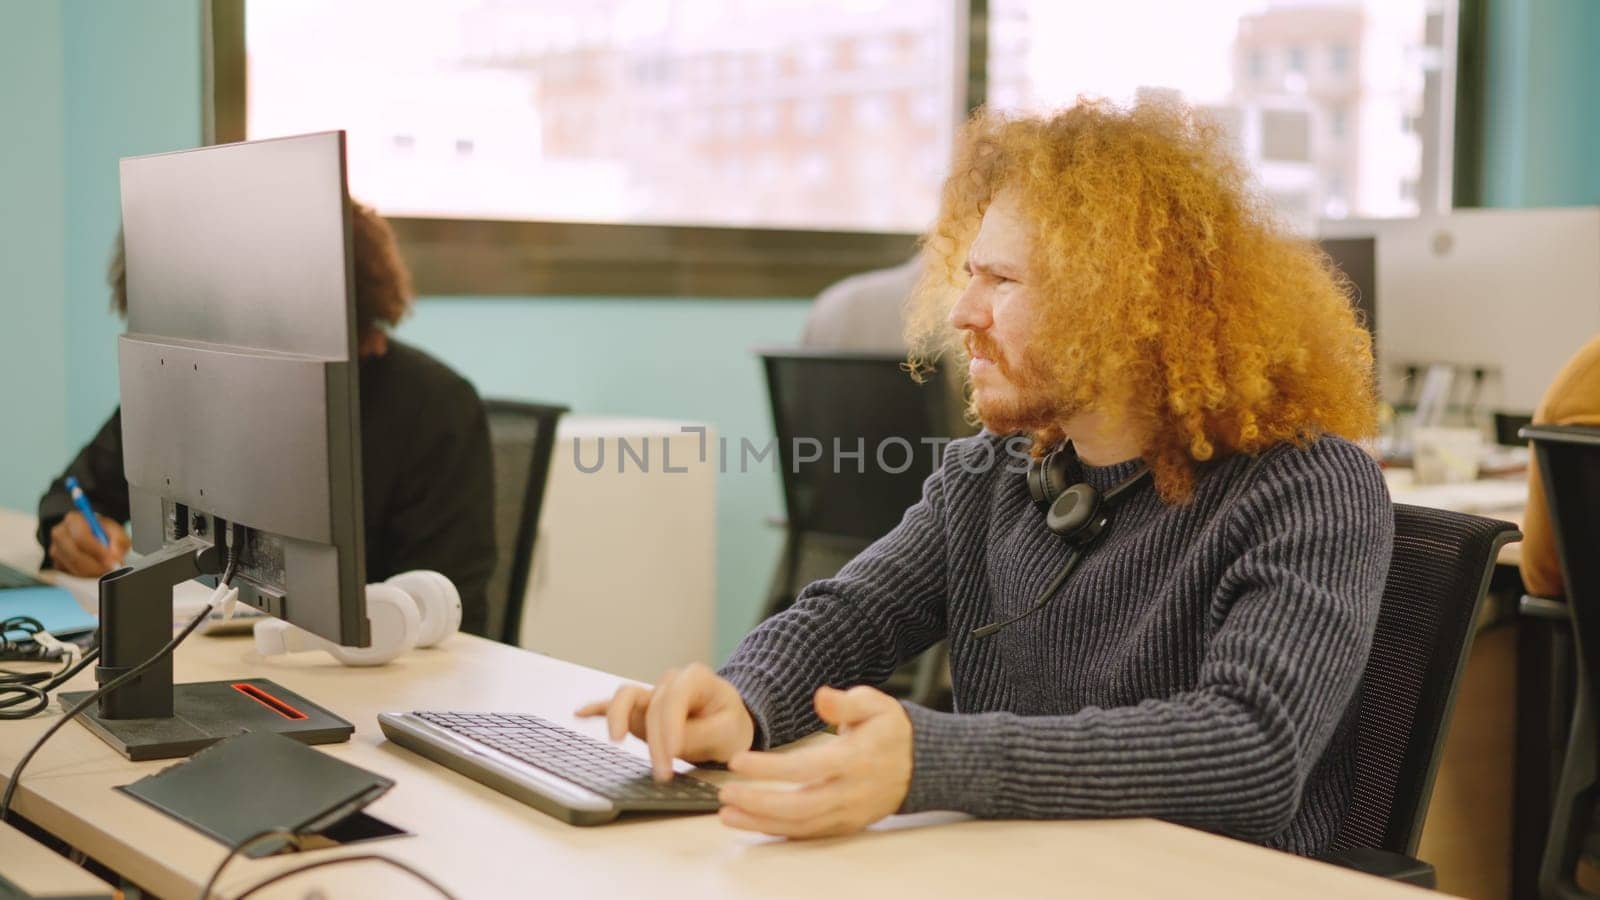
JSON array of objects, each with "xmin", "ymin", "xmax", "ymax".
[
  {"xmin": 220, "ymin": 0, "xmax": 1456, "ymax": 294},
  {"xmin": 988, "ymin": 0, "xmax": 1454, "ymax": 232},
  {"xmin": 246, "ymin": 0, "xmax": 962, "ymax": 233}
]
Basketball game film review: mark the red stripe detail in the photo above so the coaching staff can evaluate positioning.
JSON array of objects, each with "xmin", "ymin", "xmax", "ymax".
[{"xmin": 231, "ymin": 682, "xmax": 309, "ymax": 720}]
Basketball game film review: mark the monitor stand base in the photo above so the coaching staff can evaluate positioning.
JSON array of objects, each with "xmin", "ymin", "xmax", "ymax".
[{"xmin": 61, "ymin": 678, "xmax": 353, "ymax": 761}]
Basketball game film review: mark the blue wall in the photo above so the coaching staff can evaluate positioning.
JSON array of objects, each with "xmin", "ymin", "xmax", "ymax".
[
  {"xmin": 0, "ymin": 2, "xmax": 68, "ymax": 512},
  {"xmin": 0, "ymin": 1, "xmax": 201, "ymax": 512},
  {"xmin": 1477, "ymin": 0, "xmax": 1600, "ymax": 207}
]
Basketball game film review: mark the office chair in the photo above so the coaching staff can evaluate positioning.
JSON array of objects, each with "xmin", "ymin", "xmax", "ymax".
[
  {"xmin": 759, "ymin": 349, "xmax": 967, "ymax": 709},
  {"xmin": 1497, "ymin": 412, "xmax": 1536, "ymax": 448},
  {"xmin": 1518, "ymin": 425, "xmax": 1600, "ymax": 899},
  {"xmin": 1325, "ymin": 504, "xmax": 1521, "ymax": 887},
  {"xmin": 481, "ymin": 399, "xmax": 568, "ymax": 646}
]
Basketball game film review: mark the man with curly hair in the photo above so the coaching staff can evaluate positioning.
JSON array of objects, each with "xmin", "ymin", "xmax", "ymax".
[
  {"xmin": 581, "ymin": 98, "xmax": 1392, "ymax": 857},
  {"xmin": 37, "ymin": 202, "xmax": 499, "ymax": 634}
]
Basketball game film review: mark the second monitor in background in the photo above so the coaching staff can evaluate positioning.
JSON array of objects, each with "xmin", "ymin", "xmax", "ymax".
[
  {"xmin": 1318, "ymin": 236, "xmax": 1377, "ymax": 344},
  {"xmin": 1321, "ymin": 207, "xmax": 1600, "ymax": 412}
]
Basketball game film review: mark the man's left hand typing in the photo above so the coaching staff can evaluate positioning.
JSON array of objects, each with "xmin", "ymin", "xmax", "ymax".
[{"xmin": 717, "ymin": 685, "xmax": 913, "ymax": 839}]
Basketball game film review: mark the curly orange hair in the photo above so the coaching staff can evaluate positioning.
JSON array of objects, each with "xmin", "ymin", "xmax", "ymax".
[{"xmin": 907, "ymin": 97, "xmax": 1377, "ymax": 501}]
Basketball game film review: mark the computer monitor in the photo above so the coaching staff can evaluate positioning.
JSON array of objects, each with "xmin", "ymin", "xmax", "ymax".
[
  {"xmin": 63, "ymin": 132, "xmax": 366, "ymax": 760},
  {"xmin": 1320, "ymin": 208, "xmax": 1600, "ymax": 411},
  {"xmin": 1316, "ymin": 236, "xmax": 1376, "ymax": 342}
]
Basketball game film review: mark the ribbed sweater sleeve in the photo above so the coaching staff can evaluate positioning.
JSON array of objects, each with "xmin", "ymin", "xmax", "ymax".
[
  {"xmin": 720, "ymin": 463, "xmax": 953, "ymax": 749},
  {"xmin": 897, "ymin": 442, "xmax": 1392, "ymax": 838}
]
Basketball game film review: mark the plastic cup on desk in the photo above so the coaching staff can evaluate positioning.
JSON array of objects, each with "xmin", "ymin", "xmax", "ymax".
[{"xmin": 1413, "ymin": 427, "xmax": 1484, "ymax": 485}]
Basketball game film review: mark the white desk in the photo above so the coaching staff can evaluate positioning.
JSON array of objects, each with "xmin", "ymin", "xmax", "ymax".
[{"xmin": 0, "ymin": 510, "xmax": 1441, "ymax": 899}]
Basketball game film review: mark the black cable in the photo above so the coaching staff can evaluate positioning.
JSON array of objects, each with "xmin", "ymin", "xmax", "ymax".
[
  {"xmin": 1, "ymin": 531, "xmax": 244, "ymax": 815},
  {"xmin": 1, "ymin": 616, "xmax": 45, "ymax": 647},
  {"xmin": 970, "ymin": 549, "xmax": 1084, "ymax": 639},
  {"xmin": 199, "ymin": 828, "xmax": 302, "ymax": 900},
  {"xmin": 0, "ymin": 646, "xmax": 101, "ymax": 720},
  {"xmin": 229, "ymin": 854, "xmax": 457, "ymax": 900},
  {"xmin": 219, "ymin": 528, "xmax": 241, "ymax": 590},
  {"xmin": 972, "ymin": 466, "xmax": 1154, "ymax": 640},
  {"xmin": 0, "ymin": 603, "xmax": 214, "ymax": 824},
  {"xmin": 0, "ymin": 668, "xmax": 51, "ymax": 687},
  {"xmin": 0, "ymin": 618, "xmax": 62, "ymax": 666}
]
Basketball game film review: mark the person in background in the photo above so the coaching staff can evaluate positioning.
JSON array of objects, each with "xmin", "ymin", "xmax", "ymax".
[
  {"xmin": 801, "ymin": 258, "xmax": 923, "ymax": 352},
  {"xmin": 802, "ymin": 257, "xmax": 971, "ymax": 438},
  {"xmin": 581, "ymin": 98, "xmax": 1391, "ymax": 855},
  {"xmin": 37, "ymin": 202, "xmax": 499, "ymax": 635},
  {"xmin": 1520, "ymin": 335, "xmax": 1600, "ymax": 597}
]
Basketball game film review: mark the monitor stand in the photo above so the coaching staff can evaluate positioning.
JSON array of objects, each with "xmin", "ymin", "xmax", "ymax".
[{"xmin": 60, "ymin": 536, "xmax": 353, "ymax": 761}]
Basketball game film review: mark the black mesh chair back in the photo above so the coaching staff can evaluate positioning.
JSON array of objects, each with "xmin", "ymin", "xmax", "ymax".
[
  {"xmin": 1522, "ymin": 424, "xmax": 1600, "ymax": 898},
  {"xmin": 759, "ymin": 350, "xmax": 964, "ymax": 708},
  {"xmin": 759, "ymin": 351, "xmax": 962, "ymax": 616},
  {"xmin": 481, "ymin": 399, "xmax": 567, "ymax": 645},
  {"xmin": 1332, "ymin": 504, "xmax": 1520, "ymax": 857},
  {"xmin": 763, "ymin": 351, "xmax": 960, "ymax": 545},
  {"xmin": 1495, "ymin": 411, "xmax": 1535, "ymax": 447},
  {"xmin": 1529, "ymin": 426, "xmax": 1600, "ymax": 720}
]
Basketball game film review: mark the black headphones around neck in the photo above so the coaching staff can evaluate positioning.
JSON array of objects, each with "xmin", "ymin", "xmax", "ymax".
[
  {"xmin": 971, "ymin": 442, "xmax": 1153, "ymax": 640},
  {"xmin": 1026, "ymin": 441, "xmax": 1152, "ymax": 545}
]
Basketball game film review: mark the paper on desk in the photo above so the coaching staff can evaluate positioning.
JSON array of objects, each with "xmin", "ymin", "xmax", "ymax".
[
  {"xmin": 44, "ymin": 570, "xmax": 228, "ymax": 625},
  {"xmin": 42, "ymin": 572, "xmax": 101, "ymax": 616}
]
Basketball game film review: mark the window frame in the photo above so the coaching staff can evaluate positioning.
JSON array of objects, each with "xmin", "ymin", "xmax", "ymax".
[
  {"xmin": 205, "ymin": 0, "xmax": 978, "ymax": 299},
  {"xmin": 207, "ymin": 0, "xmax": 1459, "ymax": 298}
]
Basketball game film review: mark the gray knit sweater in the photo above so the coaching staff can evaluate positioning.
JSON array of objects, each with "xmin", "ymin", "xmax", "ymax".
[{"xmin": 720, "ymin": 433, "xmax": 1393, "ymax": 857}]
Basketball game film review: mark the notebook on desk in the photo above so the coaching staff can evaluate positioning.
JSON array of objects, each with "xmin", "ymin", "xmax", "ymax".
[
  {"xmin": 0, "ymin": 563, "xmax": 97, "ymax": 640},
  {"xmin": 119, "ymin": 729, "xmax": 395, "ymax": 856}
]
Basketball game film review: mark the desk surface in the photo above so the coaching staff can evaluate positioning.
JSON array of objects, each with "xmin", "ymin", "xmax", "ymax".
[{"xmin": 0, "ymin": 509, "xmax": 1440, "ymax": 899}]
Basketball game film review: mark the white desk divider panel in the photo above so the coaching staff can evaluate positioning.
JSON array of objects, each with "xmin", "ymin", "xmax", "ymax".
[{"xmin": 519, "ymin": 417, "xmax": 716, "ymax": 682}]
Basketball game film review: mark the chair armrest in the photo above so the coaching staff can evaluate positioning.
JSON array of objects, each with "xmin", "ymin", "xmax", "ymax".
[
  {"xmin": 1520, "ymin": 594, "xmax": 1569, "ymax": 622},
  {"xmin": 1323, "ymin": 847, "xmax": 1436, "ymax": 887}
]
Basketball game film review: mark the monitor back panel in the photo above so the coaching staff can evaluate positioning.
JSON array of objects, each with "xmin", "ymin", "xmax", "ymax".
[{"xmin": 117, "ymin": 132, "xmax": 366, "ymax": 647}]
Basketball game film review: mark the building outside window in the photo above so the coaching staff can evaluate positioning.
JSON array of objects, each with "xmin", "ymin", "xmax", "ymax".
[{"xmin": 239, "ymin": 0, "xmax": 1454, "ymax": 288}]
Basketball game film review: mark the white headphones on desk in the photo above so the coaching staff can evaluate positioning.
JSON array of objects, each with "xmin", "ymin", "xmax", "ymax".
[{"xmin": 253, "ymin": 570, "xmax": 461, "ymax": 667}]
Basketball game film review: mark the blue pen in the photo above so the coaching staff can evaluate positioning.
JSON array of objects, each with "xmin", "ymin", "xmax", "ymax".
[{"xmin": 65, "ymin": 476, "xmax": 112, "ymax": 547}]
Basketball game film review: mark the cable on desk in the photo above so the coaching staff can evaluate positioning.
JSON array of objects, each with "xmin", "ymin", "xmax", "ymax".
[
  {"xmin": 1, "ymin": 616, "xmax": 46, "ymax": 651},
  {"xmin": 1, "ymin": 612, "xmax": 101, "ymax": 719},
  {"xmin": 227, "ymin": 854, "xmax": 457, "ymax": 900},
  {"xmin": 0, "ymin": 646, "xmax": 100, "ymax": 720},
  {"xmin": 199, "ymin": 828, "xmax": 302, "ymax": 900},
  {"xmin": 0, "ymin": 572, "xmax": 237, "ymax": 823}
]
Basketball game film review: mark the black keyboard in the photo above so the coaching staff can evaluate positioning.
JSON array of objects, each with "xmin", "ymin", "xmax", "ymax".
[{"xmin": 379, "ymin": 709, "xmax": 722, "ymax": 825}]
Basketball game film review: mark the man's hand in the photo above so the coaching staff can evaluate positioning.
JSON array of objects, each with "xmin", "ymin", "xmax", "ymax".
[
  {"xmin": 575, "ymin": 662, "xmax": 755, "ymax": 781},
  {"xmin": 717, "ymin": 685, "xmax": 912, "ymax": 839},
  {"xmin": 47, "ymin": 511, "xmax": 130, "ymax": 577}
]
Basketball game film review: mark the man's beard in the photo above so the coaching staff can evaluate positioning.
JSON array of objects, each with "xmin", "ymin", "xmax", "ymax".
[{"xmin": 965, "ymin": 332, "xmax": 1071, "ymax": 434}]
